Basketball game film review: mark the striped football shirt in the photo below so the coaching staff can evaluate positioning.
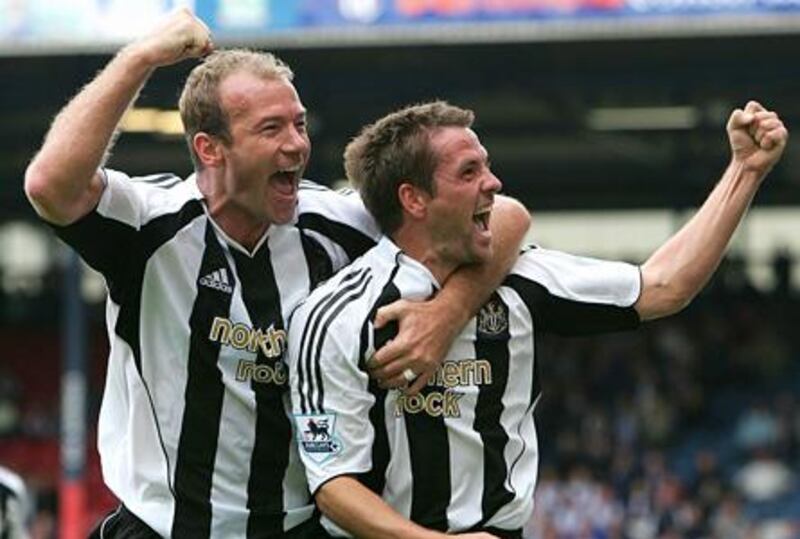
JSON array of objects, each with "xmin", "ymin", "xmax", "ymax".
[
  {"xmin": 52, "ymin": 170, "xmax": 379, "ymax": 538},
  {"xmin": 289, "ymin": 237, "xmax": 640, "ymax": 536}
]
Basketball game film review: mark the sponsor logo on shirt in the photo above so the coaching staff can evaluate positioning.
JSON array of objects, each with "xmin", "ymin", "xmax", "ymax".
[
  {"xmin": 235, "ymin": 359, "xmax": 288, "ymax": 386},
  {"xmin": 198, "ymin": 268, "xmax": 233, "ymax": 294},
  {"xmin": 209, "ymin": 317, "xmax": 287, "ymax": 360},
  {"xmin": 294, "ymin": 414, "xmax": 342, "ymax": 463},
  {"xmin": 394, "ymin": 359, "xmax": 493, "ymax": 418}
]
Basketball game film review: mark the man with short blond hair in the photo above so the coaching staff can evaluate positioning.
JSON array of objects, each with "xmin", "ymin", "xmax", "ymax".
[{"xmin": 24, "ymin": 9, "xmax": 530, "ymax": 539}]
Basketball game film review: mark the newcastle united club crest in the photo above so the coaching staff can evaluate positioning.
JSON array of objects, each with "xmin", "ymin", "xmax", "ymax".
[{"xmin": 477, "ymin": 297, "xmax": 509, "ymax": 339}]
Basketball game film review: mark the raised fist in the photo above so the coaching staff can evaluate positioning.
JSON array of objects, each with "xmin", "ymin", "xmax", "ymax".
[
  {"xmin": 131, "ymin": 8, "xmax": 213, "ymax": 67},
  {"xmin": 727, "ymin": 100, "xmax": 789, "ymax": 176}
]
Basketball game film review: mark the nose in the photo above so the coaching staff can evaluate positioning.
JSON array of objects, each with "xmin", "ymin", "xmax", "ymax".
[
  {"xmin": 484, "ymin": 170, "xmax": 503, "ymax": 194},
  {"xmin": 281, "ymin": 124, "xmax": 310, "ymax": 155}
]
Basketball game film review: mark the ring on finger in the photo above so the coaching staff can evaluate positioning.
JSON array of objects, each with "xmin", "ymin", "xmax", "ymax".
[{"xmin": 402, "ymin": 368, "xmax": 417, "ymax": 383}]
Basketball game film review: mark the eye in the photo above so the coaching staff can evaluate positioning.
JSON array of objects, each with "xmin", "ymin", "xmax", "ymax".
[
  {"xmin": 261, "ymin": 124, "xmax": 279, "ymax": 135},
  {"xmin": 462, "ymin": 166, "xmax": 478, "ymax": 180},
  {"xmin": 295, "ymin": 119, "xmax": 307, "ymax": 133}
]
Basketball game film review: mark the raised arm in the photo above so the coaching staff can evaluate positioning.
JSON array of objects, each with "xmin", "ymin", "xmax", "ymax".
[
  {"xmin": 635, "ymin": 101, "xmax": 788, "ymax": 320},
  {"xmin": 370, "ymin": 194, "xmax": 530, "ymax": 393},
  {"xmin": 24, "ymin": 8, "xmax": 212, "ymax": 225}
]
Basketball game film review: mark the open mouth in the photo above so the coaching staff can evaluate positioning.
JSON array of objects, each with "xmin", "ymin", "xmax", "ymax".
[
  {"xmin": 473, "ymin": 207, "xmax": 491, "ymax": 231},
  {"xmin": 269, "ymin": 166, "xmax": 301, "ymax": 195}
]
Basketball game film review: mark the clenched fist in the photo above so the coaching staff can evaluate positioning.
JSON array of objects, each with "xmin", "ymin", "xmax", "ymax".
[
  {"xmin": 727, "ymin": 100, "xmax": 789, "ymax": 177},
  {"xmin": 130, "ymin": 8, "xmax": 213, "ymax": 68}
]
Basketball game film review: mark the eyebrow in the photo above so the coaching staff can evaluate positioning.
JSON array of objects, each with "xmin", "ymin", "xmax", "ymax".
[{"xmin": 254, "ymin": 109, "xmax": 307, "ymax": 129}]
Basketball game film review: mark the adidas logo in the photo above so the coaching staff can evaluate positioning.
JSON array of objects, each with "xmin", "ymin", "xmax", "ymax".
[{"xmin": 199, "ymin": 269, "xmax": 233, "ymax": 294}]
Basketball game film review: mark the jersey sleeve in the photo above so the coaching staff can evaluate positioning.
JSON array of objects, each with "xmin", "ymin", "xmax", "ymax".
[
  {"xmin": 50, "ymin": 169, "xmax": 186, "ymax": 293},
  {"xmin": 504, "ymin": 246, "xmax": 642, "ymax": 336},
  {"xmin": 288, "ymin": 296, "xmax": 377, "ymax": 495},
  {"xmin": 295, "ymin": 181, "xmax": 381, "ymax": 272}
]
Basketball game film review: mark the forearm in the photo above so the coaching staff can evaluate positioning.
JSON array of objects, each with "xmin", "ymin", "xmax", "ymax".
[
  {"xmin": 316, "ymin": 476, "xmax": 444, "ymax": 539},
  {"xmin": 25, "ymin": 46, "xmax": 155, "ymax": 224},
  {"xmin": 638, "ymin": 159, "xmax": 762, "ymax": 319},
  {"xmin": 440, "ymin": 195, "xmax": 530, "ymax": 320}
]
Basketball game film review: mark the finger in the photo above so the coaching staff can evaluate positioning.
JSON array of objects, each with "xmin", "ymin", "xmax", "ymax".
[
  {"xmin": 753, "ymin": 110, "xmax": 777, "ymax": 122},
  {"xmin": 374, "ymin": 301, "xmax": 407, "ymax": 329},
  {"xmin": 370, "ymin": 356, "xmax": 410, "ymax": 380},
  {"xmin": 762, "ymin": 128, "xmax": 788, "ymax": 151},
  {"xmin": 754, "ymin": 119, "xmax": 783, "ymax": 145},
  {"xmin": 364, "ymin": 352, "xmax": 379, "ymax": 371},
  {"xmin": 371, "ymin": 336, "xmax": 405, "ymax": 366},
  {"xmin": 405, "ymin": 371, "xmax": 433, "ymax": 396},
  {"xmin": 727, "ymin": 109, "xmax": 754, "ymax": 131},
  {"xmin": 744, "ymin": 100, "xmax": 765, "ymax": 114},
  {"xmin": 380, "ymin": 372, "xmax": 411, "ymax": 389}
]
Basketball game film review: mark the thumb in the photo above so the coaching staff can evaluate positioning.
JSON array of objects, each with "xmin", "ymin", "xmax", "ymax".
[{"xmin": 727, "ymin": 109, "xmax": 753, "ymax": 131}]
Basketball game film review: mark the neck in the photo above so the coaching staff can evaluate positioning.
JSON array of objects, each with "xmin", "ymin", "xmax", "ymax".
[
  {"xmin": 197, "ymin": 170, "xmax": 270, "ymax": 253},
  {"xmin": 392, "ymin": 224, "xmax": 458, "ymax": 285}
]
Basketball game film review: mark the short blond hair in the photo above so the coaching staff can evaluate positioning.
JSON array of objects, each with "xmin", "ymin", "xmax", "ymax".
[
  {"xmin": 179, "ymin": 49, "xmax": 294, "ymax": 169},
  {"xmin": 344, "ymin": 101, "xmax": 474, "ymax": 234}
]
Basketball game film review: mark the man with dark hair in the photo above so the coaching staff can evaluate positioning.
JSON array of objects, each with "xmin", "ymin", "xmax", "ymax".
[
  {"xmin": 289, "ymin": 99, "xmax": 787, "ymax": 538},
  {"xmin": 23, "ymin": 9, "xmax": 529, "ymax": 538}
]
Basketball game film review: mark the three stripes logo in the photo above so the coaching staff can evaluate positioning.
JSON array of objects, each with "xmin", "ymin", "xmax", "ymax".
[{"xmin": 199, "ymin": 268, "xmax": 233, "ymax": 294}]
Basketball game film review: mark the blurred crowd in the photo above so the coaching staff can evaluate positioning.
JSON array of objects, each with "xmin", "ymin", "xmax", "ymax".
[
  {"xmin": 1, "ymin": 254, "xmax": 799, "ymax": 538},
  {"xmin": 525, "ymin": 255, "xmax": 800, "ymax": 539}
]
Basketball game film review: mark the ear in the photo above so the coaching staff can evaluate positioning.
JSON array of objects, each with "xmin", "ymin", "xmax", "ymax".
[
  {"xmin": 397, "ymin": 182, "xmax": 429, "ymax": 220},
  {"xmin": 193, "ymin": 132, "xmax": 224, "ymax": 168}
]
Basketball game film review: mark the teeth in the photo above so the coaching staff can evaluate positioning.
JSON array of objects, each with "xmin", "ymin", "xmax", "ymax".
[{"xmin": 473, "ymin": 211, "xmax": 490, "ymax": 231}]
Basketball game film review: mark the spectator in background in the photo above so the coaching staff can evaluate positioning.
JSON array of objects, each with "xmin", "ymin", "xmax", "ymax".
[
  {"xmin": 710, "ymin": 494, "xmax": 751, "ymax": 539},
  {"xmin": 735, "ymin": 401, "xmax": 779, "ymax": 452},
  {"xmin": 734, "ymin": 447, "xmax": 793, "ymax": 502}
]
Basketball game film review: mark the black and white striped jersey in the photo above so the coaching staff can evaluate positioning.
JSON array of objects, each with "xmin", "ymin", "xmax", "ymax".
[
  {"xmin": 52, "ymin": 170, "xmax": 379, "ymax": 538},
  {"xmin": 288, "ymin": 238, "xmax": 641, "ymax": 536},
  {"xmin": 0, "ymin": 466, "xmax": 28, "ymax": 539}
]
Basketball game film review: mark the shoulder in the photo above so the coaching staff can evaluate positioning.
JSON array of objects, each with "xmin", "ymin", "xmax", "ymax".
[
  {"xmin": 505, "ymin": 245, "xmax": 641, "ymax": 307},
  {"xmin": 98, "ymin": 169, "xmax": 202, "ymax": 227},
  {"xmin": 296, "ymin": 181, "xmax": 375, "ymax": 228}
]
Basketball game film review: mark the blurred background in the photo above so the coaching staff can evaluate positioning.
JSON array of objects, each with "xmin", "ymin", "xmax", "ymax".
[{"xmin": 1, "ymin": 1, "xmax": 799, "ymax": 538}]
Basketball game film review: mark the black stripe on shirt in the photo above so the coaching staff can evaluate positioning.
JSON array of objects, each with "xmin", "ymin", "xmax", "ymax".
[
  {"xmin": 299, "ymin": 231, "xmax": 333, "ymax": 291},
  {"xmin": 297, "ymin": 213, "xmax": 374, "ymax": 262},
  {"xmin": 406, "ymin": 384, "xmax": 451, "ymax": 531},
  {"xmin": 133, "ymin": 173, "xmax": 182, "ymax": 188},
  {"xmin": 503, "ymin": 274, "xmax": 640, "ymax": 337},
  {"xmin": 296, "ymin": 267, "xmax": 371, "ymax": 414},
  {"xmin": 171, "ymin": 222, "xmax": 235, "ymax": 539},
  {"xmin": 355, "ymin": 272, "xmax": 401, "ymax": 495},
  {"xmin": 473, "ymin": 292, "xmax": 515, "ymax": 527},
  {"xmin": 298, "ymin": 180, "xmax": 328, "ymax": 192},
  {"xmin": 310, "ymin": 274, "xmax": 373, "ymax": 413},
  {"xmin": 230, "ymin": 246, "xmax": 292, "ymax": 538},
  {"xmin": 54, "ymin": 200, "xmax": 205, "ymax": 373}
]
